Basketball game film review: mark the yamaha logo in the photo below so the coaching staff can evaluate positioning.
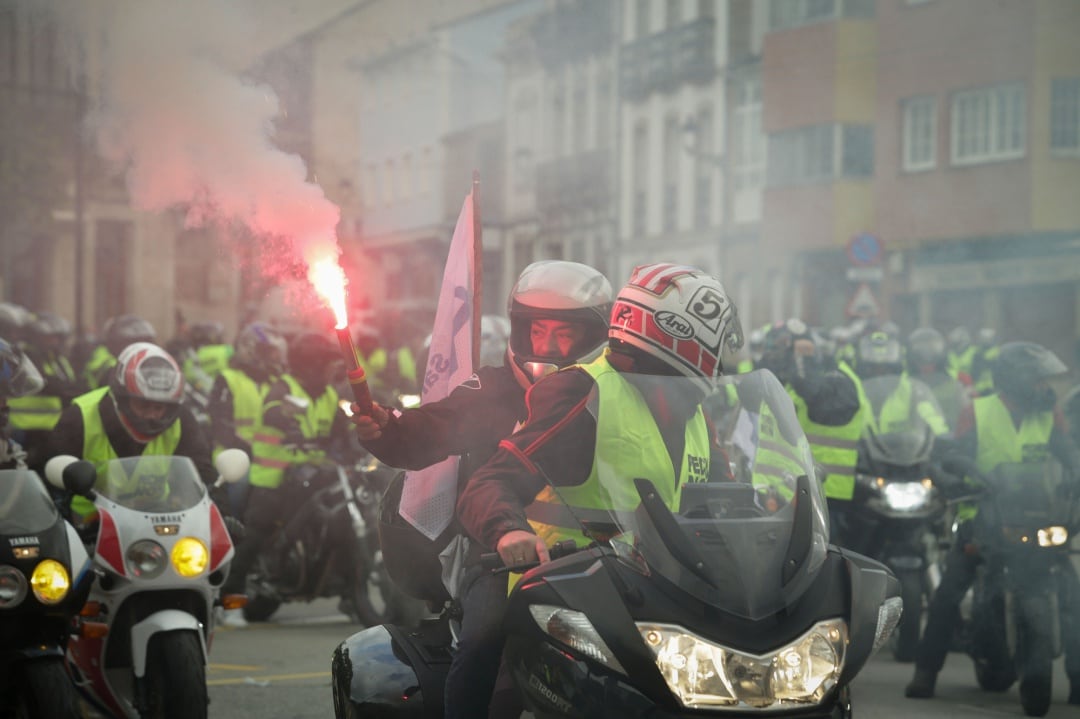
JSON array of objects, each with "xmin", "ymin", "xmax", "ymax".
[{"xmin": 655, "ymin": 311, "xmax": 694, "ymax": 340}]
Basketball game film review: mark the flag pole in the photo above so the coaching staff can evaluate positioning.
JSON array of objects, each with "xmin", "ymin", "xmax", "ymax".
[{"xmin": 471, "ymin": 170, "xmax": 483, "ymax": 369}]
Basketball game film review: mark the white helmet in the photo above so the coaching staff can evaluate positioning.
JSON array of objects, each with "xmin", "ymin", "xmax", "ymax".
[
  {"xmin": 109, "ymin": 342, "xmax": 185, "ymax": 441},
  {"xmin": 609, "ymin": 263, "xmax": 743, "ymax": 393},
  {"xmin": 507, "ymin": 261, "xmax": 612, "ymax": 388}
]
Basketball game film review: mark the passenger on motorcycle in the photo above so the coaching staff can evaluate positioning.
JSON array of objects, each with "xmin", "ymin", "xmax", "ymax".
[
  {"xmin": 206, "ymin": 322, "xmax": 287, "ymax": 516},
  {"xmin": 907, "ymin": 327, "xmax": 971, "ymax": 432},
  {"xmin": 455, "ymin": 263, "xmax": 743, "ymax": 716},
  {"xmin": 44, "ymin": 342, "xmax": 216, "ymax": 523},
  {"xmin": 906, "ymin": 341, "xmax": 1080, "ymax": 703},
  {"xmin": 854, "ymin": 331, "xmax": 950, "ymax": 437},
  {"xmin": 222, "ymin": 331, "xmax": 351, "ymax": 627},
  {"xmin": 0, "ymin": 337, "xmax": 45, "ymax": 469},
  {"xmin": 8, "ymin": 312, "xmax": 81, "ymax": 471},
  {"xmin": 756, "ymin": 318, "xmax": 865, "ymax": 545},
  {"xmin": 82, "ymin": 313, "xmax": 158, "ymax": 391},
  {"xmin": 350, "ymin": 259, "xmax": 612, "ymax": 719}
]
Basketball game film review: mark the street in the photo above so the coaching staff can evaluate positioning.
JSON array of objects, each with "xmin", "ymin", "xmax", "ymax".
[{"xmin": 188, "ymin": 598, "xmax": 1080, "ymax": 719}]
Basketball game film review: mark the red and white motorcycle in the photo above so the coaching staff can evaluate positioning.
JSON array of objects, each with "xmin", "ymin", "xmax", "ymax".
[{"xmin": 46, "ymin": 449, "xmax": 249, "ymax": 719}]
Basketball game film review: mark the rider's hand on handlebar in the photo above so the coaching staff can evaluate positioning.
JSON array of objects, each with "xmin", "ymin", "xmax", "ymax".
[
  {"xmin": 497, "ymin": 529, "xmax": 551, "ymax": 567},
  {"xmin": 350, "ymin": 402, "xmax": 390, "ymax": 441}
]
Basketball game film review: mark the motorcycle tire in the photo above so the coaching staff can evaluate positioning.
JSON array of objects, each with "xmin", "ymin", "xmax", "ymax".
[
  {"xmin": 10, "ymin": 658, "xmax": 82, "ymax": 719},
  {"xmin": 1019, "ymin": 675, "xmax": 1052, "ymax": 717},
  {"xmin": 143, "ymin": 631, "xmax": 208, "ymax": 719},
  {"xmin": 974, "ymin": 660, "xmax": 1016, "ymax": 692},
  {"xmin": 348, "ymin": 560, "xmax": 403, "ymax": 627},
  {"xmin": 891, "ymin": 572, "xmax": 923, "ymax": 663},
  {"xmin": 243, "ymin": 593, "xmax": 283, "ymax": 623}
]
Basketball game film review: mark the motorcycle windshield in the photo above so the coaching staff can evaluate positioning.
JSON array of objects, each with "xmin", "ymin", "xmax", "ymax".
[
  {"xmin": 858, "ymin": 376, "xmax": 937, "ymax": 470},
  {"xmin": 983, "ymin": 461, "xmax": 1076, "ymax": 530},
  {"xmin": 96, "ymin": 456, "xmax": 207, "ymax": 512},
  {"xmin": 0, "ymin": 469, "xmax": 60, "ymax": 534},
  {"xmin": 544, "ymin": 369, "xmax": 828, "ymax": 621}
]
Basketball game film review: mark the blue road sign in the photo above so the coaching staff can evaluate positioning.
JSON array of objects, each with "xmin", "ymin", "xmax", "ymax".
[{"xmin": 847, "ymin": 233, "xmax": 882, "ymax": 266}]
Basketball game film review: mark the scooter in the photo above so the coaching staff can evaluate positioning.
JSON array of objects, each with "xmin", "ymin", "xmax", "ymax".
[
  {"xmin": 46, "ymin": 449, "xmax": 249, "ymax": 719},
  {"xmin": 964, "ymin": 460, "xmax": 1079, "ymax": 717},
  {"xmin": 331, "ymin": 370, "xmax": 903, "ymax": 717},
  {"xmin": 0, "ymin": 465, "xmax": 94, "ymax": 717}
]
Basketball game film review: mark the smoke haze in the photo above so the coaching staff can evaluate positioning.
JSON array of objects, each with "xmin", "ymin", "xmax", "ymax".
[{"xmin": 45, "ymin": 0, "xmax": 342, "ymax": 280}]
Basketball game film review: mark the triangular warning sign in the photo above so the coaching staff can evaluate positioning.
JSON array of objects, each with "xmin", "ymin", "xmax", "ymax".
[{"xmin": 846, "ymin": 282, "xmax": 880, "ymax": 318}]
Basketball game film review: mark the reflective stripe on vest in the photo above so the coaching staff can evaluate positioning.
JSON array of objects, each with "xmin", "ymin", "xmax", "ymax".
[
  {"xmin": 791, "ymin": 362, "xmax": 868, "ymax": 501},
  {"xmin": 8, "ymin": 356, "xmax": 75, "ymax": 430},
  {"xmin": 523, "ymin": 355, "xmax": 710, "ymax": 552},
  {"xmin": 69, "ymin": 387, "xmax": 183, "ymax": 517},
  {"xmin": 248, "ymin": 375, "xmax": 339, "ymax": 489}
]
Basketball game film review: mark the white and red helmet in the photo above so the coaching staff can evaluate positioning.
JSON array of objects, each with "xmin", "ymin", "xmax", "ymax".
[
  {"xmin": 109, "ymin": 342, "xmax": 185, "ymax": 440},
  {"xmin": 609, "ymin": 263, "xmax": 743, "ymax": 392}
]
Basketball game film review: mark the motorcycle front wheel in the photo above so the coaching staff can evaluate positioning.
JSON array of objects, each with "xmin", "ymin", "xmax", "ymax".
[
  {"xmin": 10, "ymin": 658, "xmax": 82, "ymax": 719},
  {"xmin": 892, "ymin": 570, "xmax": 924, "ymax": 663},
  {"xmin": 143, "ymin": 631, "xmax": 208, "ymax": 719}
]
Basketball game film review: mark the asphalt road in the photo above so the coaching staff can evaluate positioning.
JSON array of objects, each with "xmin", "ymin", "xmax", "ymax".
[{"xmin": 76, "ymin": 596, "xmax": 1077, "ymax": 718}]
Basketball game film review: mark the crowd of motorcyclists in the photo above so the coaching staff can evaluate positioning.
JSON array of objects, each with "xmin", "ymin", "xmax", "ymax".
[{"xmin": 3, "ymin": 259, "xmax": 1080, "ymax": 717}]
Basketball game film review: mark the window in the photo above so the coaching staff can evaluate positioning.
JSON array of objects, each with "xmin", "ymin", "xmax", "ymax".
[
  {"xmin": 902, "ymin": 96, "xmax": 937, "ymax": 171},
  {"xmin": 572, "ymin": 73, "xmax": 587, "ymax": 154},
  {"xmin": 635, "ymin": 0, "xmax": 651, "ymax": 38},
  {"xmin": 768, "ymin": 124, "xmax": 873, "ymax": 185},
  {"xmin": 1050, "ymin": 78, "xmax": 1080, "ymax": 153},
  {"xmin": 632, "ymin": 122, "xmax": 648, "ymax": 237},
  {"xmin": 550, "ymin": 79, "xmax": 565, "ymax": 157},
  {"xmin": 692, "ymin": 106, "xmax": 714, "ymax": 229},
  {"xmin": 769, "ymin": 0, "xmax": 835, "ymax": 30},
  {"xmin": 663, "ymin": 116, "xmax": 681, "ymax": 232},
  {"xmin": 951, "ymin": 84, "xmax": 1026, "ymax": 165},
  {"xmin": 698, "ymin": 0, "xmax": 715, "ymax": 19},
  {"xmin": 666, "ymin": 0, "xmax": 681, "ymax": 28},
  {"xmin": 596, "ymin": 69, "xmax": 612, "ymax": 149},
  {"xmin": 733, "ymin": 78, "xmax": 765, "ymax": 190}
]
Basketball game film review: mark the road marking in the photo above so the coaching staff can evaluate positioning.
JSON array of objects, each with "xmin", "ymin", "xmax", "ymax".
[
  {"xmin": 207, "ymin": 671, "xmax": 330, "ymax": 686},
  {"xmin": 209, "ymin": 663, "xmax": 263, "ymax": 672}
]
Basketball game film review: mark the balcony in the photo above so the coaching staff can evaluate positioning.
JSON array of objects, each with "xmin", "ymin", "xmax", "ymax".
[
  {"xmin": 620, "ymin": 17, "xmax": 716, "ymax": 101},
  {"xmin": 531, "ymin": 0, "xmax": 614, "ymax": 70},
  {"xmin": 536, "ymin": 150, "xmax": 612, "ymax": 219}
]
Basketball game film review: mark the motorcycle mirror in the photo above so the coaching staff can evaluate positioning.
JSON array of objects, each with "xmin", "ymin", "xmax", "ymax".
[
  {"xmin": 44, "ymin": 455, "xmax": 97, "ymax": 496},
  {"xmin": 214, "ymin": 448, "xmax": 251, "ymax": 484}
]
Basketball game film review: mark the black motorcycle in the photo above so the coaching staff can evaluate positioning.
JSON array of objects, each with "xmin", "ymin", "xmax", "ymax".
[
  {"xmin": 0, "ymin": 465, "xmax": 95, "ymax": 718},
  {"xmin": 241, "ymin": 450, "xmax": 410, "ymax": 627},
  {"xmin": 965, "ymin": 460, "xmax": 1079, "ymax": 717},
  {"xmin": 331, "ymin": 370, "xmax": 902, "ymax": 718},
  {"xmin": 845, "ymin": 376, "xmax": 948, "ymax": 662}
]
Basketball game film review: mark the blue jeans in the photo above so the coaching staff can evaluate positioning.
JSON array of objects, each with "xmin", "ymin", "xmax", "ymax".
[{"xmin": 444, "ymin": 565, "xmax": 512, "ymax": 719}]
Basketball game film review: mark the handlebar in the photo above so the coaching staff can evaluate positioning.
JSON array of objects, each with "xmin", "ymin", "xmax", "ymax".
[{"xmin": 480, "ymin": 539, "xmax": 581, "ymax": 574}]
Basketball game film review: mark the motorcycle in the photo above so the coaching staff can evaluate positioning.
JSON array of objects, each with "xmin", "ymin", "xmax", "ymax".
[
  {"xmin": 0, "ymin": 465, "xmax": 94, "ymax": 718},
  {"xmin": 240, "ymin": 442, "xmax": 410, "ymax": 627},
  {"xmin": 45, "ymin": 449, "xmax": 250, "ymax": 719},
  {"xmin": 845, "ymin": 375, "xmax": 948, "ymax": 663},
  {"xmin": 331, "ymin": 369, "xmax": 903, "ymax": 718},
  {"xmin": 964, "ymin": 460, "xmax": 1079, "ymax": 717}
]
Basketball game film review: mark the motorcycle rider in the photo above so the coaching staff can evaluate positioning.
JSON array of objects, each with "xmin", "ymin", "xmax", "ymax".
[
  {"xmin": 350, "ymin": 259, "xmax": 613, "ymax": 719},
  {"xmin": 44, "ymin": 342, "xmax": 216, "ymax": 523},
  {"xmin": 0, "ymin": 337, "xmax": 45, "ymax": 470},
  {"xmin": 7, "ymin": 312, "xmax": 82, "ymax": 470},
  {"xmin": 206, "ymin": 322, "xmax": 288, "ymax": 516},
  {"xmin": 454, "ymin": 263, "xmax": 742, "ymax": 714},
  {"xmin": 83, "ymin": 314, "xmax": 158, "ymax": 391},
  {"xmin": 946, "ymin": 326, "xmax": 977, "ymax": 383},
  {"xmin": 182, "ymin": 321, "xmax": 233, "ymax": 395},
  {"xmin": 854, "ymin": 331, "xmax": 950, "ymax": 437},
  {"xmin": 221, "ymin": 331, "xmax": 351, "ymax": 628},
  {"xmin": 907, "ymin": 327, "xmax": 971, "ymax": 432},
  {"xmin": 756, "ymin": 318, "xmax": 865, "ymax": 545},
  {"xmin": 969, "ymin": 327, "xmax": 1000, "ymax": 397},
  {"xmin": 905, "ymin": 341, "xmax": 1080, "ymax": 702}
]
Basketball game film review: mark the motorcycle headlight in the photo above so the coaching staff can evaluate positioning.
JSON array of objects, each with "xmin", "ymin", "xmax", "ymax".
[
  {"xmin": 0, "ymin": 565, "xmax": 28, "ymax": 608},
  {"xmin": 637, "ymin": 618, "xmax": 847, "ymax": 710},
  {"xmin": 1037, "ymin": 526, "xmax": 1068, "ymax": 548},
  {"xmin": 529, "ymin": 605, "xmax": 625, "ymax": 674},
  {"xmin": 30, "ymin": 559, "xmax": 70, "ymax": 605},
  {"xmin": 127, "ymin": 540, "xmax": 168, "ymax": 579},
  {"xmin": 881, "ymin": 481, "xmax": 932, "ymax": 512},
  {"xmin": 171, "ymin": 537, "xmax": 209, "ymax": 578}
]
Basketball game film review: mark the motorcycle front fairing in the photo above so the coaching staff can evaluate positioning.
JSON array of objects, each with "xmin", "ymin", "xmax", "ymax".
[
  {"xmin": 67, "ymin": 456, "xmax": 234, "ymax": 718},
  {"xmin": 501, "ymin": 370, "xmax": 901, "ymax": 717}
]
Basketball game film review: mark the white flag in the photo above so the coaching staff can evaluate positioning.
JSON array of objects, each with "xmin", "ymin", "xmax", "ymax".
[{"xmin": 398, "ymin": 190, "xmax": 478, "ymax": 540}]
